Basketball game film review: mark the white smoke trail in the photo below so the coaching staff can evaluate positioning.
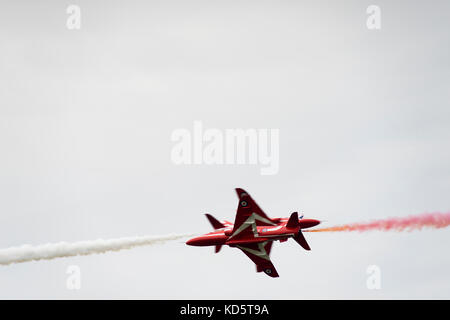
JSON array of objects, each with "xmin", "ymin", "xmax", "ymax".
[{"xmin": 0, "ymin": 233, "xmax": 194, "ymax": 266}]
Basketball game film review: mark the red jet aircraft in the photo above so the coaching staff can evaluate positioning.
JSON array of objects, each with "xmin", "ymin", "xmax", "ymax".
[{"xmin": 186, "ymin": 188, "xmax": 321, "ymax": 277}]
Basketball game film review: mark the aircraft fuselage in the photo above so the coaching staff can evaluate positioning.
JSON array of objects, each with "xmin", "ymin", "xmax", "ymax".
[{"xmin": 186, "ymin": 218, "xmax": 320, "ymax": 247}]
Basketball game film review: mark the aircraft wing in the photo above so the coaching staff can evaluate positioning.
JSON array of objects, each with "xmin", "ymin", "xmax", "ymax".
[
  {"xmin": 237, "ymin": 241, "xmax": 279, "ymax": 278},
  {"xmin": 228, "ymin": 188, "xmax": 276, "ymax": 241}
]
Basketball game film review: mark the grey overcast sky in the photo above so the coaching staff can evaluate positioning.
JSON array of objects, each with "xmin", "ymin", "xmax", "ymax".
[{"xmin": 0, "ymin": 0, "xmax": 449, "ymax": 298}]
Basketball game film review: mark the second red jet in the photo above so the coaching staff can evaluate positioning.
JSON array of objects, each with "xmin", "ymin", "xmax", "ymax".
[{"xmin": 186, "ymin": 188, "xmax": 321, "ymax": 277}]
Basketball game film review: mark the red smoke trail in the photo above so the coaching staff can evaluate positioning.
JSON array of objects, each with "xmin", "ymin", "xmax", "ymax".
[{"xmin": 305, "ymin": 212, "xmax": 450, "ymax": 233}]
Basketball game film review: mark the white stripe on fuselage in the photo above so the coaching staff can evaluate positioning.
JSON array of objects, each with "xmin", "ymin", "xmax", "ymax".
[{"xmin": 264, "ymin": 225, "xmax": 282, "ymax": 232}]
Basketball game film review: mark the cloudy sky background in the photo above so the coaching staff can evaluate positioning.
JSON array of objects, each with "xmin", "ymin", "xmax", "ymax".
[{"xmin": 0, "ymin": 0, "xmax": 449, "ymax": 298}]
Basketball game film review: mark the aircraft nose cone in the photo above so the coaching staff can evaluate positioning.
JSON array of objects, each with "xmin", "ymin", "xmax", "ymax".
[
  {"xmin": 299, "ymin": 218, "xmax": 321, "ymax": 229},
  {"xmin": 186, "ymin": 237, "xmax": 202, "ymax": 246}
]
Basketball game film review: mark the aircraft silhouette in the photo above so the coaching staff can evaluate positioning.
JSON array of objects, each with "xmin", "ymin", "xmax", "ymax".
[{"xmin": 186, "ymin": 188, "xmax": 321, "ymax": 277}]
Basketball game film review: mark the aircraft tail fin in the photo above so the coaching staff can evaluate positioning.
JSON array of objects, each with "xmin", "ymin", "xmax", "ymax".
[
  {"xmin": 205, "ymin": 213, "xmax": 225, "ymax": 230},
  {"xmin": 294, "ymin": 230, "xmax": 311, "ymax": 251},
  {"xmin": 286, "ymin": 212, "xmax": 299, "ymax": 228}
]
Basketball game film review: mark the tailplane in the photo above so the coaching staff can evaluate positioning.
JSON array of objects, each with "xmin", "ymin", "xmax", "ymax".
[
  {"xmin": 294, "ymin": 230, "xmax": 311, "ymax": 251},
  {"xmin": 205, "ymin": 213, "xmax": 225, "ymax": 229},
  {"xmin": 286, "ymin": 212, "xmax": 311, "ymax": 250}
]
